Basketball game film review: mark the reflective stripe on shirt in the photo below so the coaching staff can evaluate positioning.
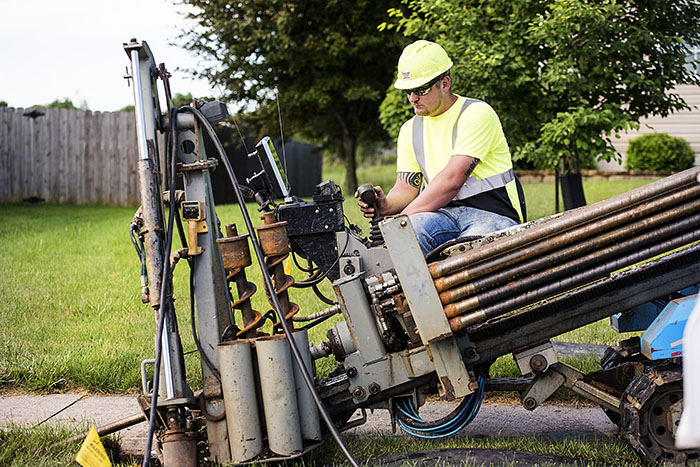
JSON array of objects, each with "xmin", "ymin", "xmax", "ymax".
[{"xmin": 411, "ymin": 98, "xmax": 514, "ymax": 200}]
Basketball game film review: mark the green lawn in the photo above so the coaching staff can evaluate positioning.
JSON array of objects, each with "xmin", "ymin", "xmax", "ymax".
[
  {"xmin": 0, "ymin": 169, "xmax": 660, "ymax": 467},
  {"xmin": 0, "ymin": 423, "xmax": 642, "ymax": 467},
  {"xmin": 0, "ymin": 169, "xmax": 659, "ymax": 393}
]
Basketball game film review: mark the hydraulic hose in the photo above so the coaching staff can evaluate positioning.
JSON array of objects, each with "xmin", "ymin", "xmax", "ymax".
[
  {"xmin": 394, "ymin": 376, "xmax": 485, "ymax": 438},
  {"xmin": 179, "ymin": 105, "xmax": 361, "ymax": 467},
  {"xmin": 142, "ymin": 106, "xmax": 180, "ymax": 467}
]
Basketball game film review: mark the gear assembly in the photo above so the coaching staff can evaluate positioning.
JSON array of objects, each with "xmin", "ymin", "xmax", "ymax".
[{"xmin": 117, "ymin": 39, "xmax": 700, "ymax": 466}]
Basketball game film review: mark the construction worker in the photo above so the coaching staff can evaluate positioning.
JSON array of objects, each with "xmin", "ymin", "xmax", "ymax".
[{"xmin": 357, "ymin": 40, "xmax": 524, "ymax": 255}]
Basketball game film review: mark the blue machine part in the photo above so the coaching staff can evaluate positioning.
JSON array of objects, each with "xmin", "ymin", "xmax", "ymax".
[
  {"xmin": 611, "ymin": 285, "xmax": 699, "ymax": 333},
  {"xmin": 641, "ymin": 294, "xmax": 698, "ymax": 360}
]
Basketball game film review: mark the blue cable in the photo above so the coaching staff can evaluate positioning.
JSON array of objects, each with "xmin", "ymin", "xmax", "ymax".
[{"xmin": 394, "ymin": 376, "xmax": 484, "ymax": 438}]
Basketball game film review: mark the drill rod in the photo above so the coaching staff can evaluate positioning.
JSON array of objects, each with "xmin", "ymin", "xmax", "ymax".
[
  {"xmin": 447, "ymin": 226, "xmax": 700, "ymax": 330},
  {"xmin": 429, "ymin": 166, "xmax": 700, "ymax": 280},
  {"xmin": 434, "ymin": 183, "xmax": 700, "ymax": 293},
  {"xmin": 439, "ymin": 197, "xmax": 700, "ymax": 305}
]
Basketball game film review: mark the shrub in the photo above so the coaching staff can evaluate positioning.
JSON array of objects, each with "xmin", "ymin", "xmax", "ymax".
[{"xmin": 626, "ymin": 133, "xmax": 695, "ymax": 171}]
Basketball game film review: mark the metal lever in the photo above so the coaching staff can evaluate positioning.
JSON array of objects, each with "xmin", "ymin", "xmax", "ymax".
[
  {"xmin": 357, "ymin": 183, "xmax": 384, "ymax": 247},
  {"xmin": 357, "ymin": 183, "xmax": 379, "ymax": 220}
]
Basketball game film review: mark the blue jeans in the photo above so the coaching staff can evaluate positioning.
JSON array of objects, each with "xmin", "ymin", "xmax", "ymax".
[{"xmin": 409, "ymin": 206, "xmax": 519, "ymax": 255}]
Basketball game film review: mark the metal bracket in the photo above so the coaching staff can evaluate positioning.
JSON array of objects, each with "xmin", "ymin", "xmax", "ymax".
[
  {"xmin": 182, "ymin": 200, "xmax": 208, "ymax": 256},
  {"xmin": 380, "ymin": 216, "xmax": 474, "ymax": 400},
  {"xmin": 513, "ymin": 341, "xmax": 558, "ymax": 376},
  {"xmin": 521, "ymin": 362, "xmax": 621, "ymax": 412},
  {"xmin": 339, "ymin": 256, "xmax": 362, "ymax": 278}
]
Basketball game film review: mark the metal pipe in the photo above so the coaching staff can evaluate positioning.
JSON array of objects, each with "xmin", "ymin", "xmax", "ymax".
[
  {"xmin": 448, "ymin": 228, "xmax": 700, "ymax": 331},
  {"xmin": 429, "ymin": 167, "xmax": 700, "ymax": 280},
  {"xmin": 62, "ymin": 413, "xmax": 146, "ymax": 445},
  {"xmin": 434, "ymin": 183, "xmax": 700, "ymax": 292},
  {"xmin": 292, "ymin": 330, "xmax": 322, "ymax": 441},
  {"xmin": 444, "ymin": 217, "xmax": 700, "ymax": 317},
  {"xmin": 439, "ymin": 198, "xmax": 700, "ymax": 305},
  {"xmin": 160, "ymin": 320, "xmax": 175, "ymax": 398},
  {"xmin": 255, "ymin": 334, "xmax": 303, "ymax": 456},
  {"xmin": 218, "ymin": 339, "xmax": 264, "ymax": 463},
  {"xmin": 130, "ymin": 49, "xmax": 150, "ymax": 162}
]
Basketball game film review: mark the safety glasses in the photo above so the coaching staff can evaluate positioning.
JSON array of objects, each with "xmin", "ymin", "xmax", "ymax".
[{"xmin": 405, "ymin": 75, "xmax": 443, "ymax": 97}]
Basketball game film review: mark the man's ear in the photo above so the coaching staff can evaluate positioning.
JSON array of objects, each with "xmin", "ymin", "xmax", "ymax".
[{"xmin": 441, "ymin": 75, "xmax": 452, "ymax": 91}]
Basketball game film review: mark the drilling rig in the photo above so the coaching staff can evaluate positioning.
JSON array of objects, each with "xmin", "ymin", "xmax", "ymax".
[{"xmin": 121, "ymin": 39, "xmax": 700, "ymax": 466}]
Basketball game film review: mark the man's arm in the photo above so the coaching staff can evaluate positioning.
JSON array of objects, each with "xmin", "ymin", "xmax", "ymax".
[
  {"xmin": 401, "ymin": 155, "xmax": 479, "ymax": 216},
  {"xmin": 357, "ymin": 172, "xmax": 422, "ymax": 218}
]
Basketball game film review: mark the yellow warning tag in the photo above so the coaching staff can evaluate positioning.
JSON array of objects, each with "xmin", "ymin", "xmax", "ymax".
[
  {"xmin": 75, "ymin": 426, "xmax": 112, "ymax": 467},
  {"xmin": 284, "ymin": 255, "xmax": 292, "ymax": 275}
]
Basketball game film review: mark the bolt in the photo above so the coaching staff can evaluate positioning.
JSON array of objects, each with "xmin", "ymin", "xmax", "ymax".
[
  {"xmin": 369, "ymin": 383, "xmax": 380, "ymax": 394},
  {"xmin": 463, "ymin": 347, "xmax": 477, "ymax": 360},
  {"xmin": 352, "ymin": 386, "xmax": 365, "ymax": 399},
  {"xmin": 344, "ymin": 263, "xmax": 356, "ymax": 275},
  {"xmin": 400, "ymin": 220, "xmax": 407, "ymax": 227},
  {"xmin": 523, "ymin": 397, "xmax": 537, "ymax": 410},
  {"xmin": 530, "ymin": 354, "xmax": 548, "ymax": 374},
  {"xmin": 623, "ymin": 364, "xmax": 635, "ymax": 378},
  {"xmin": 346, "ymin": 366, "xmax": 357, "ymax": 378}
]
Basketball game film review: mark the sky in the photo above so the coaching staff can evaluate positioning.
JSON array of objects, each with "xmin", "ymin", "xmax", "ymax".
[{"xmin": 0, "ymin": 0, "xmax": 218, "ymax": 112}]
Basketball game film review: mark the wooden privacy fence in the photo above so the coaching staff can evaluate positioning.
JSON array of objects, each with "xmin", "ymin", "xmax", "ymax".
[{"xmin": 0, "ymin": 106, "xmax": 140, "ymax": 205}]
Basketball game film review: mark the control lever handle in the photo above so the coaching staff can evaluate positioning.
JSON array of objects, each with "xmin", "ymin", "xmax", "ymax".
[
  {"xmin": 357, "ymin": 183, "xmax": 379, "ymax": 220},
  {"xmin": 357, "ymin": 183, "xmax": 385, "ymax": 247}
]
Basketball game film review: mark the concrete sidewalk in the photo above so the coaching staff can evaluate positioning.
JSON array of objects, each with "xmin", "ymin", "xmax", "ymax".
[{"xmin": 0, "ymin": 393, "xmax": 618, "ymax": 456}]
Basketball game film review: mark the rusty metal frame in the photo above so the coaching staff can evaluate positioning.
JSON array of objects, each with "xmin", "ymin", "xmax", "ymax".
[{"xmin": 380, "ymin": 216, "xmax": 474, "ymax": 399}]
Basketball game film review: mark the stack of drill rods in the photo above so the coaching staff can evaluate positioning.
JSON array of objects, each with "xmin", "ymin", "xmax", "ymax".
[
  {"xmin": 440, "ymin": 196, "xmax": 700, "ymax": 307},
  {"xmin": 434, "ymin": 184, "xmax": 700, "ymax": 293},
  {"xmin": 445, "ymin": 209, "xmax": 700, "ymax": 322},
  {"xmin": 426, "ymin": 166, "xmax": 700, "ymax": 332},
  {"xmin": 448, "ymin": 225, "xmax": 700, "ymax": 331},
  {"xmin": 429, "ymin": 165, "xmax": 700, "ymax": 281}
]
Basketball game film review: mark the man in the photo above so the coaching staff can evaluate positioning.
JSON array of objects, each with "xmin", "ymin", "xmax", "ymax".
[{"xmin": 357, "ymin": 40, "xmax": 524, "ymax": 255}]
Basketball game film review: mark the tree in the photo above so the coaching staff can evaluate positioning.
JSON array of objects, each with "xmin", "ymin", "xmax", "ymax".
[
  {"xmin": 178, "ymin": 0, "xmax": 406, "ymax": 195},
  {"xmin": 46, "ymin": 98, "xmax": 78, "ymax": 109},
  {"xmin": 380, "ymin": 0, "xmax": 700, "ymax": 179},
  {"xmin": 171, "ymin": 92, "xmax": 196, "ymax": 107}
]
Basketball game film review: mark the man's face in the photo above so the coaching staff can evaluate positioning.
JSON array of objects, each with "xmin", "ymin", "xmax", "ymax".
[{"xmin": 407, "ymin": 76, "xmax": 451, "ymax": 117}]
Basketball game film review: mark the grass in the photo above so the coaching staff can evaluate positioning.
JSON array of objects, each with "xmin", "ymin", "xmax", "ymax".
[
  {"xmin": 0, "ymin": 424, "xmax": 131, "ymax": 467},
  {"xmin": 0, "ymin": 424, "xmax": 640, "ymax": 467},
  {"xmin": 0, "ymin": 171, "xmax": 661, "ymax": 466},
  {"xmin": 0, "ymin": 170, "xmax": 659, "ymax": 393},
  {"xmin": 299, "ymin": 433, "xmax": 643, "ymax": 467}
]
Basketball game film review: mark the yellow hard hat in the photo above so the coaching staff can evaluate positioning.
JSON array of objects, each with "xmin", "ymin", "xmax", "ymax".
[{"xmin": 394, "ymin": 40, "xmax": 453, "ymax": 90}]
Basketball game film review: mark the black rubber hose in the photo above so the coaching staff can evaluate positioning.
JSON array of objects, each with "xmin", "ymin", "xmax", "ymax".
[
  {"xmin": 179, "ymin": 105, "xmax": 360, "ymax": 467},
  {"xmin": 312, "ymin": 283, "xmax": 336, "ymax": 305},
  {"xmin": 142, "ymin": 106, "xmax": 180, "ymax": 467},
  {"xmin": 293, "ymin": 231, "xmax": 350, "ymax": 287}
]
